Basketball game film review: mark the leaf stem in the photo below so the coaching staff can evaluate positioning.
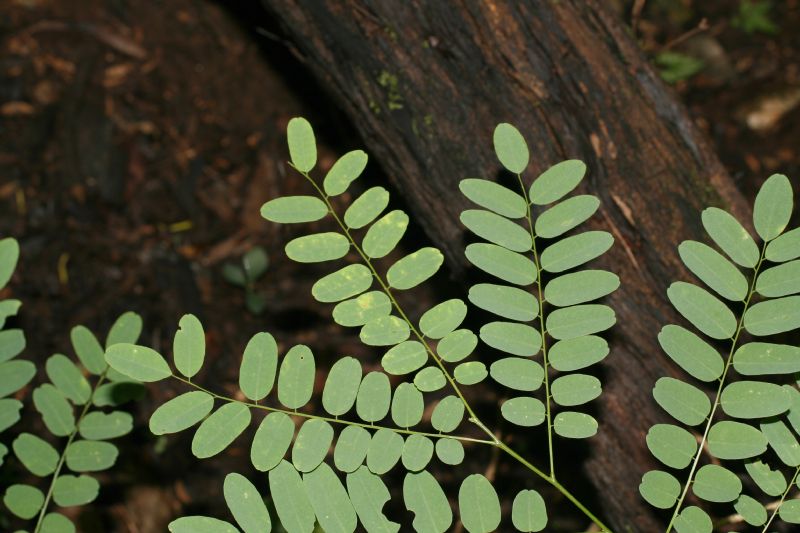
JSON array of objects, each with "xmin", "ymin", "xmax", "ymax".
[
  {"xmin": 761, "ymin": 466, "xmax": 800, "ymax": 532},
  {"xmin": 665, "ymin": 244, "xmax": 767, "ymax": 532}
]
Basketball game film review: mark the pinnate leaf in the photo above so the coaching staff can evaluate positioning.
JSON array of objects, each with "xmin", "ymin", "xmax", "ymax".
[
  {"xmin": 678, "ymin": 240, "xmax": 748, "ymax": 301},
  {"xmin": 386, "ymin": 247, "xmax": 443, "ymax": 290},
  {"xmin": 312, "ymin": 264, "xmax": 373, "ymax": 303},
  {"xmin": 459, "ymin": 474, "xmax": 501, "ymax": 533},
  {"xmin": 468, "ymin": 283, "xmax": 537, "ymax": 321},
  {"xmin": 239, "ymin": 332, "xmax": 278, "ymax": 401},
  {"xmin": 419, "ymin": 299, "xmax": 467, "ymax": 339},
  {"xmin": 192, "ymin": 402, "xmax": 251, "ymax": 459},
  {"xmin": 667, "ymin": 282, "xmax": 737, "ymax": 340},
  {"xmin": 512, "ymin": 489, "xmax": 548, "ymax": 532},
  {"xmin": 356, "ymin": 371, "xmax": 391, "ymax": 422},
  {"xmin": 460, "ymin": 209, "xmax": 531, "ymax": 252},
  {"xmin": 303, "ymin": 463, "xmax": 358, "ymax": 533},
  {"xmin": 106, "ymin": 343, "xmax": 171, "ymax": 382},
  {"xmin": 529, "ymin": 160, "xmax": 586, "ymax": 205},
  {"xmin": 534, "ymin": 194, "xmax": 599, "ymax": 238},
  {"xmin": 344, "ymin": 186, "xmax": 389, "ymax": 229},
  {"xmin": 173, "ymin": 314, "xmax": 205, "ymax": 379},
  {"xmin": 251, "ymin": 412, "xmax": 294, "ymax": 472},
  {"xmin": 277, "ymin": 345, "xmax": 315, "ymax": 409},
  {"xmin": 150, "ymin": 391, "xmax": 213, "ymax": 435},
  {"xmin": 404, "ymin": 471, "xmax": 452, "ymax": 533},
  {"xmin": 459, "ymin": 178, "xmax": 527, "ymax": 219},
  {"xmin": 539, "ymin": 231, "xmax": 613, "ymax": 273},
  {"xmin": 292, "ymin": 419, "xmax": 334, "ymax": 473},
  {"xmin": 363, "ymin": 210, "xmax": 408, "ymax": 259},
  {"xmin": 701, "ymin": 207, "xmax": 759, "ymax": 268},
  {"xmin": 465, "ymin": 243, "xmax": 536, "ymax": 285},
  {"xmin": 753, "ymin": 173, "xmax": 793, "ymax": 241},
  {"xmin": 346, "ymin": 466, "xmax": 400, "ymax": 533},
  {"xmin": 693, "ymin": 464, "xmax": 741, "ymax": 502},
  {"xmin": 323, "ymin": 356, "xmax": 362, "ymax": 416},
  {"xmin": 223, "ymin": 473, "xmax": 271, "ymax": 533},
  {"xmin": 287, "ymin": 116, "xmax": 316, "ymax": 172},
  {"xmin": 261, "ymin": 195, "xmax": 328, "ymax": 224},
  {"xmin": 324, "ymin": 149, "xmax": 368, "ymax": 196},
  {"xmin": 493, "ymin": 123, "xmax": 529, "ymax": 174},
  {"xmin": 639, "ymin": 470, "xmax": 680, "ymax": 509},
  {"xmin": 286, "ymin": 232, "xmax": 349, "ymax": 263},
  {"xmin": 269, "ymin": 460, "xmax": 316, "ymax": 533}
]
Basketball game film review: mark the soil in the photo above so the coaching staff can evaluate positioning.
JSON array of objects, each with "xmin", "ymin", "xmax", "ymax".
[{"xmin": 0, "ymin": 0, "xmax": 797, "ymax": 531}]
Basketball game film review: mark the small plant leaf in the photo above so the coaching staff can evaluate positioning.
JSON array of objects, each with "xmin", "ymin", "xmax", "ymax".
[
  {"xmin": 756, "ymin": 260, "xmax": 800, "ymax": 297},
  {"xmin": 733, "ymin": 494, "xmax": 767, "ymax": 527},
  {"xmin": 168, "ymin": 516, "xmax": 238, "ymax": 533},
  {"xmin": 401, "ymin": 435, "xmax": 433, "ymax": 471},
  {"xmin": 106, "ymin": 311, "xmax": 143, "ymax": 348},
  {"xmin": 453, "ymin": 361, "xmax": 487, "ymax": 385},
  {"xmin": 391, "ymin": 382, "xmax": 424, "ymax": 428},
  {"xmin": 544, "ymin": 270, "xmax": 619, "ymax": 307},
  {"xmin": 323, "ymin": 356, "xmax": 362, "ymax": 416},
  {"xmin": 646, "ymin": 424, "xmax": 698, "ymax": 469},
  {"xmin": 346, "ymin": 466, "xmax": 400, "ymax": 533},
  {"xmin": 667, "ymin": 282, "xmax": 737, "ymax": 340},
  {"xmin": 0, "ymin": 237, "xmax": 20, "ymax": 290},
  {"xmin": 303, "ymin": 463, "xmax": 358, "ymax": 533},
  {"xmin": 753, "ymin": 173, "xmax": 793, "ymax": 241},
  {"xmin": 551, "ymin": 374, "xmax": 601, "ymax": 407},
  {"xmin": 512, "ymin": 489, "xmax": 548, "ymax": 532},
  {"xmin": 529, "ymin": 160, "xmax": 586, "ymax": 206},
  {"xmin": 261, "ymin": 195, "xmax": 328, "ymax": 224},
  {"xmin": 658, "ymin": 325, "xmax": 723, "ymax": 382},
  {"xmin": 744, "ymin": 295, "xmax": 800, "ymax": 335},
  {"xmin": 286, "ymin": 232, "xmax": 350, "ymax": 263},
  {"xmin": 414, "ymin": 366, "xmax": 446, "ymax": 392},
  {"xmin": 760, "ymin": 419, "xmax": 800, "ymax": 467},
  {"xmin": 192, "ymin": 403, "xmax": 251, "ymax": 459},
  {"xmin": 459, "ymin": 178, "xmax": 527, "ymax": 219},
  {"xmin": 707, "ymin": 421, "xmax": 767, "ymax": 460},
  {"xmin": 13, "ymin": 432, "xmax": 59, "ymax": 476},
  {"xmin": 45, "ymin": 354, "xmax": 91, "ymax": 404},
  {"xmin": 465, "ymin": 243, "xmax": 537, "ymax": 285},
  {"xmin": 437, "ymin": 329, "xmax": 478, "ymax": 363},
  {"xmin": 459, "ymin": 474, "xmax": 501, "ymax": 533},
  {"xmin": 366, "ymin": 429, "xmax": 403, "ymax": 474},
  {"xmin": 701, "ymin": 207, "xmax": 759, "ymax": 268},
  {"xmin": 362, "ymin": 210, "xmax": 409, "ymax": 259},
  {"xmin": 692, "ymin": 464, "xmax": 741, "ymax": 503},
  {"xmin": 344, "ymin": 186, "xmax": 390, "ymax": 229},
  {"xmin": 0, "ymin": 359, "xmax": 35, "ymax": 398},
  {"xmin": 493, "ymin": 123, "xmax": 529, "ymax": 174},
  {"xmin": 435, "ymin": 438, "xmax": 464, "ymax": 465},
  {"xmin": 173, "ymin": 314, "xmax": 205, "ymax": 379},
  {"xmin": 678, "ymin": 240, "xmax": 748, "ymax": 301},
  {"xmin": 79, "ymin": 411, "xmax": 133, "ymax": 440},
  {"xmin": 419, "ymin": 299, "xmax": 467, "ymax": 339},
  {"xmin": 766, "ymin": 227, "xmax": 800, "ymax": 262},
  {"xmin": 312, "ymin": 264, "xmax": 373, "ymax": 303},
  {"xmin": 360, "ymin": 315, "xmax": 410, "ymax": 346},
  {"xmin": 431, "ymin": 396, "xmax": 464, "ymax": 433},
  {"xmin": 0, "ymin": 329, "xmax": 24, "ymax": 363},
  {"xmin": 653, "ymin": 377, "xmax": 711, "ymax": 426},
  {"xmin": 549, "ymin": 336, "xmax": 608, "ymax": 371},
  {"xmin": 287, "ymin": 116, "xmax": 316, "ymax": 172},
  {"xmin": 292, "ymin": 419, "xmax": 334, "ymax": 473},
  {"xmin": 238, "ymin": 332, "xmax": 278, "ymax": 401},
  {"xmin": 546, "ymin": 304, "xmax": 616, "ymax": 340},
  {"xmin": 106, "ymin": 344, "xmax": 172, "ymax": 382},
  {"xmin": 553, "ymin": 411, "xmax": 598, "ymax": 438},
  {"xmin": 251, "ymin": 412, "xmax": 294, "ymax": 472},
  {"xmin": 333, "ymin": 291, "xmax": 392, "ymax": 327},
  {"xmin": 733, "ymin": 342, "xmax": 800, "ymax": 375},
  {"xmin": 356, "ymin": 371, "xmax": 391, "ymax": 423},
  {"xmin": 223, "ymin": 473, "xmax": 271, "ymax": 533},
  {"xmin": 673, "ymin": 506, "xmax": 712, "ymax": 533},
  {"xmin": 381, "ymin": 341, "xmax": 427, "ymax": 375},
  {"xmin": 539, "ymin": 231, "xmax": 614, "ymax": 273},
  {"xmin": 501, "ymin": 397, "xmax": 545, "ymax": 427},
  {"xmin": 460, "ymin": 209, "xmax": 532, "ymax": 252},
  {"xmin": 277, "ymin": 345, "xmax": 315, "ymax": 409},
  {"xmin": 745, "ymin": 459, "xmax": 786, "ymax": 496},
  {"xmin": 268, "ymin": 460, "xmax": 316, "ymax": 533},
  {"xmin": 324, "ymin": 149, "xmax": 368, "ymax": 196},
  {"xmin": 0, "ymin": 399, "xmax": 22, "ymax": 432},
  {"xmin": 780, "ymin": 499, "xmax": 800, "ymax": 524},
  {"xmin": 386, "ymin": 248, "xmax": 443, "ymax": 290},
  {"xmin": 33, "ymin": 383, "xmax": 75, "ymax": 436},
  {"xmin": 404, "ymin": 471, "xmax": 452, "ymax": 533},
  {"xmin": 468, "ymin": 283, "xmax": 537, "ymax": 321},
  {"xmin": 70, "ymin": 325, "xmax": 106, "ymax": 375},
  {"xmin": 639, "ymin": 470, "xmax": 680, "ymax": 509},
  {"xmin": 53, "ymin": 475, "xmax": 99, "ymax": 507},
  {"xmin": 480, "ymin": 321, "xmax": 542, "ymax": 356},
  {"xmin": 242, "ymin": 247, "xmax": 269, "ymax": 280},
  {"xmin": 65, "ymin": 440, "xmax": 118, "ymax": 472},
  {"xmin": 490, "ymin": 357, "xmax": 544, "ymax": 392},
  {"xmin": 3, "ymin": 483, "xmax": 44, "ymax": 519},
  {"xmin": 149, "ymin": 391, "xmax": 214, "ymax": 435},
  {"xmin": 720, "ymin": 380, "xmax": 790, "ymax": 419},
  {"xmin": 334, "ymin": 425, "xmax": 370, "ymax": 473},
  {"xmin": 535, "ymin": 194, "xmax": 599, "ymax": 239}
]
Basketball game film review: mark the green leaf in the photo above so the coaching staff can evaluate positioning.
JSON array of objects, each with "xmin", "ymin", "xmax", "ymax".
[
  {"xmin": 693, "ymin": 464, "xmax": 741, "ymax": 503},
  {"xmin": 707, "ymin": 421, "xmax": 767, "ymax": 460},
  {"xmin": 512, "ymin": 490, "xmax": 547, "ymax": 532},
  {"xmin": 106, "ymin": 311, "xmax": 143, "ymax": 348},
  {"xmin": 745, "ymin": 459, "xmax": 786, "ymax": 496},
  {"xmin": 277, "ymin": 345, "xmax": 315, "ymax": 409},
  {"xmin": 720, "ymin": 380, "xmax": 790, "ymax": 419},
  {"xmin": 544, "ymin": 270, "xmax": 619, "ymax": 307},
  {"xmin": 243, "ymin": 247, "xmax": 269, "ymax": 280},
  {"xmin": 780, "ymin": 499, "xmax": 800, "ymax": 524},
  {"xmin": 414, "ymin": 366, "xmax": 446, "ymax": 392},
  {"xmin": 286, "ymin": 232, "xmax": 349, "ymax": 263},
  {"xmin": 346, "ymin": 466, "xmax": 400, "ymax": 533},
  {"xmin": 13, "ymin": 432, "xmax": 59, "ymax": 476},
  {"xmin": 404, "ymin": 471, "xmax": 452, "ymax": 533},
  {"xmin": 756, "ymin": 260, "xmax": 800, "ymax": 297},
  {"xmin": 0, "ymin": 359, "xmax": 35, "ymax": 398},
  {"xmin": 192, "ymin": 402, "xmax": 251, "ymax": 459},
  {"xmin": 0, "ymin": 237, "xmax": 20, "ymax": 291},
  {"xmin": 223, "ymin": 473, "xmax": 270, "ymax": 533},
  {"xmin": 360, "ymin": 315, "xmax": 410, "ymax": 347},
  {"xmin": 658, "ymin": 325, "xmax": 723, "ymax": 382},
  {"xmin": 540, "ymin": 231, "xmax": 614, "ymax": 273},
  {"xmin": 292, "ymin": 419, "xmax": 334, "ymax": 472},
  {"xmin": 678, "ymin": 240, "xmax": 748, "ymax": 301},
  {"xmin": 465, "ymin": 243, "xmax": 536, "ymax": 285},
  {"xmin": 332, "ymin": 291, "xmax": 392, "ymax": 327},
  {"xmin": 334, "ymin": 425, "xmax": 370, "ymax": 473},
  {"xmin": 79, "ymin": 411, "xmax": 133, "ymax": 440},
  {"xmin": 460, "ymin": 209, "xmax": 531, "ymax": 252},
  {"xmin": 33, "ymin": 383, "xmax": 75, "ymax": 436},
  {"xmin": 362, "ymin": 210, "xmax": 408, "ymax": 259},
  {"xmin": 553, "ymin": 411, "xmax": 598, "ymax": 438},
  {"xmin": 65, "ymin": 440, "xmax": 118, "ymax": 472},
  {"xmin": 419, "ymin": 299, "xmax": 467, "ymax": 339},
  {"xmin": 534, "ymin": 194, "xmax": 599, "ymax": 239},
  {"xmin": 303, "ymin": 463, "xmax": 358, "ymax": 533},
  {"xmin": 323, "ymin": 356, "xmax": 362, "ymax": 416},
  {"xmin": 437, "ymin": 329, "xmax": 477, "ymax": 363},
  {"xmin": 401, "ymin": 435, "xmax": 433, "ymax": 471},
  {"xmin": 53, "ymin": 474, "xmax": 99, "ymax": 507},
  {"xmin": 766, "ymin": 227, "xmax": 800, "ymax": 262},
  {"xmin": 493, "ymin": 123, "xmax": 529, "ymax": 174},
  {"xmin": 269, "ymin": 460, "xmax": 316, "ymax": 533},
  {"xmin": 387, "ymin": 248, "xmax": 443, "ymax": 290},
  {"xmin": 366, "ymin": 429, "xmax": 403, "ymax": 474},
  {"xmin": 435, "ymin": 438, "xmax": 464, "ymax": 465},
  {"xmin": 251, "ymin": 412, "xmax": 294, "ymax": 472},
  {"xmin": 673, "ymin": 506, "xmax": 712, "ymax": 533},
  {"xmin": 549, "ymin": 336, "xmax": 608, "ymax": 371},
  {"xmin": 92, "ymin": 381, "xmax": 144, "ymax": 407},
  {"xmin": 149, "ymin": 391, "xmax": 214, "ymax": 435},
  {"xmin": 382, "ymin": 341, "xmax": 427, "ymax": 375},
  {"xmin": 667, "ymin": 282, "xmax": 737, "ymax": 340},
  {"xmin": 0, "ymin": 398, "xmax": 22, "ymax": 432},
  {"xmin": 468, "ymin": 283, "xmax": 537, "ymax": 321},
  {"xmin": 454, "ymin": 361, "xmax": 487, "ymax": 385},
  {"xmin": 459, "ymin": 474, "xmax": 500, "ymax": 533},
  {"xmin": 312, "ymin": 264, "xmax": 373, "ymax": 303},
  {"xmin": 760, "ymin": 418, "xmax": 800, "ymax": 466},
  {"xmin": 45, "ymin": 354, "xmax": 91, "ymax": 404},
  {"xmin": 0, "ymin": 329, "xmax": 24, "ymax": 363},
  {"xmin": 356, "ymin": 371, "xmax": 391, "ymax": 422},
  {"xmin": 639, "ymin": 470, "xmax": 680, "ymax": 509},
  {"xmin": 391, "ymin": 382, "xmax": 424, "ymax": 428},
  {"xmin": 287, "ymin": 116, "xmax": 316, "ymax": 172},
  {"xmin": 480, "ymin": 321, "xmax": 541, "ymax": 356},
  {"xmin": 238, "ymin": 332, "xmax": 277, "ymax": 401},
  {"xmin": 744, "ymin": 296, "xmax": 800, "ymax": 335},
  {"xmin": 70, "ymin": 325, "xmax": 106, "ymax": 375},
  {"xmin": 652, "ymin": 377, "xmax": 710, "ymax": 426},
  {"xmin": 173, "ymin": 314, "xmax": 205, "ymax": 379},
  {"xmin": 343, "ymin": 186, "xmax": 390, "ymax": 229},
  {"xmin": 646, "ymin": 424, "xmax": 697, "ymax": 469},
  {"xmin": 501, "ymin": 397, "xmax": 545, "ymax": 427},
  {"xmin": 753, "ymin": 173, "xmax": 793, "ymax": 241},
  {"xmin": 431, "ymin": 396, "xmax": 464, "ymax": 433},
  {"xmin": 546, "ymin": 304, "xmax": 616, "ymax": 340},
  {"xmin": 529, "ymin": 160, "xmax": 586, "ymax": 206},
  {"xmin": 0, "ymin": 299, "xmax": 21, "ymax": 330},
  {"xmin": 551, "ymin": 374, "xmax": 601, "ymax": 407},
  {"xmin": 105, "ymin": 343, "xmax": 171, "ymax": 382},
  {"xmin": 261, "ymin": 195, "xmax": 328, "ymax": 224},
  {"xmin": 701, "ymin": 207, "xmax": 759, "ymax": 268},
  {"xmin": 168, "ymin": 516, "xmax": 238, "ymax": 533},
  {"xmin": 490, "ymin": 358, "xmax": 543, "ymax": 391},
  {"xmin": 733, "ymin": 494, "xmax": 767, "ymax": 526},
  {"xmin": 733, "ymin": 342, "xmax": 800, "ymax": 375},
  {"xmin": 324, "ymin": 149, "xmax": 368, "ymax": 196},
  {"xmin": 3, "ymin": 483, "xmax": 44, "ymax": 519},
  {"xmin": 459, "ymin": 178, "xmax": 527, "ymax": 219}
]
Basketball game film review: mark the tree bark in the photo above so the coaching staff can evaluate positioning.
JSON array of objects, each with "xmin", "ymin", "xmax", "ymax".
[{"xmin": 260, "ymin": 1, "xmax": 749, "ymax": 530}]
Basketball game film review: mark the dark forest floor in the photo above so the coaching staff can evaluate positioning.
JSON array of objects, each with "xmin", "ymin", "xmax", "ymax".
[{"xmin": 0, "ymin": 0, "xmax": 798, "ymax": 531}]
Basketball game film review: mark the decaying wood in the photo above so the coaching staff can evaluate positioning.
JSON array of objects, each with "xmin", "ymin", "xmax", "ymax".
[{"xmin": 261, "ymin": 1, "xmax": 750, "ymax": 530}]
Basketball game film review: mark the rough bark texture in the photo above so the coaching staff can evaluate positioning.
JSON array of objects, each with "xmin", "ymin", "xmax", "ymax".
[{"xmin": 261, "ymin": 1, "xmax": 749, "ymax": 530}]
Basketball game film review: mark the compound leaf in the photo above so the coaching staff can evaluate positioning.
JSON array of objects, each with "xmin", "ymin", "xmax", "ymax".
[
  {"xmin": 414, "ymin": 366, "xmax": 446, "ymax": 392},
  {"xmin": 366, "ymin": 429, "xmax": 403, "ymax": 474},
  {"xmin": 0, "ymin": 360, "xmax": 35, "ymax": 398},
  {"xmin": 549, "ymin": 336, "xmax": 609, "ymax": 371},
  {"xmin": 545, "ymin": 304, "xmax": 616, "ymax": 340},
  {"xmin": 490, "ymin": 358, "xmax": 543, "ymax": 391},
  {"xmin": 720, "ymin": 380, "xmax": 790, "ymax": 419},
  {"xmin": 766, "ymin": 227, "xmax": 800, "ymax": 262},
  {"xmin": 653, "ymin": 377, "xmax": 710, "ymax": 426},
  {"xmin": 639, "ymin": 470, "xmax": 680, "ymax": 509},
  {"xmin": 673, "ymin": 506, "xmax": 712, "ymax": 533},
  {"xmin": 733, "ymin": 342, "xmax": 800, "ymax": 375},
  {"xmin": 745, "ymin": 459, "xmax": 786, "ymax": 496},
  {"xmin": 529, "ymin": 159, "xmax": 586, "ymax": 206},
  {"xmin": 65, "ymin": 440, "xmax": 118, "ymax": 472},
  {"xmin": 435, "ymin": 438, "xmax": 464, "ymax": 465},
  {"xmin": 453, "ymin": 361, "xmax": 487, "ymax": 385},
  {"xmin": 361, "ymin": 315, "xmax": 410, "ymax": 346},
  {"xmin": 760, "ymin": 419, "xmax": 800, "ymax": 467},
  {"xmin": 0, "ymin": 237, "xmax": 19, "ymax": 290},
  {"xmin": 756, "ymin": 260, "xmax": 800, "ymax": 297},
  {"xmin": 544, "ymin": 270, "xmax": 619, "ymax": 307},
  {"xmin": 707, "ymin": 421, "xmax": 767, "ymax": 460},
  {"xmin": 692, "ymin": 464, "xmax": 741, "ymax": 503},
  {"xmin": 382, "ymin": 341, "xmax": 426, "ymax": 375},
  {"xmin": 430, "ymin": 396, "xmax": 464, "ymax": 433},
  {"xmin": 658, "ymin": 325, "xmax": 723, "ymax": 382},
  {"xmin": 106, "ymin": 311, "xmax": 143, "ymax": 348},
  {"xmin": 312, "ymin": 264, "xmax": 373, "ymax": 303},
  {"xmin": 437, "ymin": 329, "xmax": 478, "ymax": 363},
  {"xmin": 480, "ymin": 321, "xmax": 541, "ymax": 357},
  {"xmin": 734, "ymin": 494, "xmax": 767, "ymax": 527},
  {"xmin": 334, "ymin": 426, "xmax": 370, "ymax": 473},
  {"xmin": 646, "ymin": 424, "xmax": 697, "ymax": 469},
  {"xmin": 346, "ymin": 466, "xmax": 400, "ymax": 533},
  {"xmin": 33, "ymin": 383, "xmax": 74, "ymax": 436},
  {"xmin": 356, "ymin": 371, "xmax": 391, "ymax": 423},
  {"xmin": 501, "ymin": 397, "xmax": 545, "ymax": 427},
  {"xmin": 239, "ymin": 332, "xmax": 278, "ymax": 401},
  {"xmin": 391, "ymin": 382, "xmax": 423, "ymax": 428},
  {"xmin": 332, "ymin": 291, "xmax": 392, "ymax": 327},
  {"xmin": 53, "ymin": 475, "xmax": 99, "ymax": 507},
  {"xmin": 45, "ymin": 354, "xmax": 91, "ymax": 404},
  {"xmin": 678, "ymin": 240, "xmax": 748, "ymax": 301},
  {"xmin": 401, "ymin": 435, "xmax": 433, "ymax": 472},
  {"xmin": 512, "ymin": 489, "xmax": 548, "ymax": 532},
  {"xmin": 551, "ymin": 374, "xmax": 601, "ymax": 407},
  {"xmin": 744, "ymin": 296, "xmax": 800, "ymax": 335},
  {"xmin": 79, "ymin": 411, "xmax": 133, "ymax": 440},
  {"xmin": 553, "ymin": 411, "xmax": 598, "ymax": 439},
  {"xmin": 13, "ymin": 432, "xmax": 59, "ymax": 476},
  {"xmin": 168, "ymin": 516, "xmax": 238, "ymax": 533},
  {"xmin": 3, "ymin": 483, "xmax": 44, "ymax": 519},
  {"xmin": 69, "ymin": 325, "xmax": 106, "ymax": 375}
]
